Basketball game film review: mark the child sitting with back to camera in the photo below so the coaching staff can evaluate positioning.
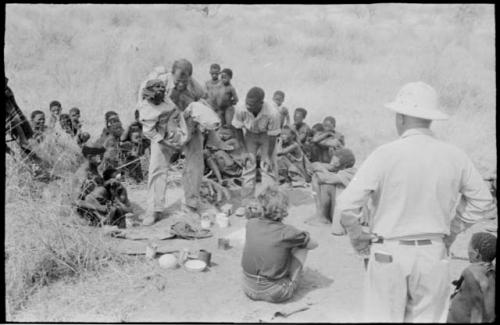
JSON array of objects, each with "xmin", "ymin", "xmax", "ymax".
[
  {"xmin": 241, "ymin": 186, "xmax": 318, "ymax": 303},
  {"xmin": 447, "ymin": 231, "xmax": 496, "ymax": 323}
]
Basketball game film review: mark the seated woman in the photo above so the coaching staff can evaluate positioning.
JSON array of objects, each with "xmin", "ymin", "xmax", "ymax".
[
  {"xmin": 306, "ymin": 148, "xmax": 356, "ymax": 229},
  {"xmin": 277, "ymin": 126, "xmax": 311, "ymax": 187},
  {"xmin": 241, "ymin": 186, "xmax": 318, "ymax": 303}
]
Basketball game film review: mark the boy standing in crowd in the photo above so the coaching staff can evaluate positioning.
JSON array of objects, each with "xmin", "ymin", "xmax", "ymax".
[{"xmin": 272, "ymin": 90, "xmax": 290, "ymax": 128}]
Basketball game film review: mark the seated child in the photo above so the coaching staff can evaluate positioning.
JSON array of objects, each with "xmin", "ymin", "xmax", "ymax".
[
  {"xmin": 303, "ymin": 123, "xmax": 327, "ymax": 163},
  {"xmin": 101, "ymin": 113, "xmax": 126, "ymax": 171},
  {"xmin": 48, "ymin": 100, "xmax": 62, "ymax": 129},
  {"xmin": 207, "ymin": 68, "xmax": 239, "ymax": 126},
  {"xmin": 307, "ymin": 148, "xmax": 356, "ymax": 229},
  {"xmin": 204, "ymin": 126, "xmax": 245, "ymax": 183},
  {"xmin": 30, "ymin": 110, "xmax": 47, "ymax": 143},
  {"xmin": 448, "ymin": 232, "xmax": 496, "ymax": 323},
  {"xmin": 69, "ymin": 107, "xmax": 82, "ymax": 136},
  {"xmin": 120, "ymin": 121, "xmax": 150, "ymax": 183},
  {"xmin": 59, "ymin": 113, "xmax": 74, "ymax": 136},
  {"xmin": 102, "ymin": 168, "xmax": 134, "ymax": 219},
  {"xmin": 241, "ymin": 186, "xmax": 318, "ymax": 303},
  {"xmin": 272, "ymin": 90, "xmax": 290, "ymax": 128},
  {"xmin": 75, "ymin": 145, "xmax": 106, "ymax": 225},
  {"xmin": 68, "ymin": 107, "xmax": 90, "ymax": 146},
  {"xmin": 292, "ymin": 107, "xmax": 311, "ymax": 145},
  {"xmin": 312, "ymin": 116, "xmax": 344, "ymax": 147},
  {"xmin": 277, "ymin": 126, "xmax": 311, "ymax": 186}
]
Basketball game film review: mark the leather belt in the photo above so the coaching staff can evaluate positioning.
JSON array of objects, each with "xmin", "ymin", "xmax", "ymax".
[{"xmin": 399, "ymin": 239, "xmax": 433, "ymax": 246}]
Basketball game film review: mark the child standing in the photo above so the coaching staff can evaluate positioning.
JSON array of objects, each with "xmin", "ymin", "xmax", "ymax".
[
  {"xmin": 208, "ymin": 68, "xmax": 239, "ymax": 126},
  {"xmin": 241, "ymin": 186, "xmax": 318, "ymax": 303},
  {"xmin": 272, "ymin": 90, "xmax": 290, "ymax": 129},
  {"xmin": 448, "ymin": 232, "xmax": 496, "ymax": 323},
  {"xmin": 205, "ymin": 63, "xmax": 221, "ymax": 99}
]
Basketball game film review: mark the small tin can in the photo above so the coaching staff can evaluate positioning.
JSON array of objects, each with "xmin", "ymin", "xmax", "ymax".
[
  {"xmin": 145, "ymin": 243, "xmax": 157, "ymax": 259},
  {"xmin": 178, "ymin": 248, "xmax": 190, "ymax": 265},
  {"xmin": 218, "ymin": 238, "xmax": 230, "ymax": 250}
]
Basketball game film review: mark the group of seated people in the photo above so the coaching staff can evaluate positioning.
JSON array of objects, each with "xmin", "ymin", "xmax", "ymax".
[
  {"xmin": 30, "ymin": 101, "xmax": 151, "ymax": 184},
  {"xmin": 29, "ymin": 61, "xmax": 357, "ymax": 230}
]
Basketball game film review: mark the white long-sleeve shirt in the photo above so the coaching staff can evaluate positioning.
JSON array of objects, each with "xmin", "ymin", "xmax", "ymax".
[{"xmin": 337, "ymin": 128, "xmax": 496, "ymax": 239}]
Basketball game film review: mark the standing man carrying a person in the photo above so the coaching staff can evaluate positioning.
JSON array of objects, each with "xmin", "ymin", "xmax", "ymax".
[
  {"xmin": 338, "ymin": 82, "xmax": 496, "ymax": 323},
  {"xmin": 232, "ymin": 87, "xmax": 281, "ymax": 197},
  {"xmin": 139, "ymin": 79, "xmax": 187, "ymax": 226}
]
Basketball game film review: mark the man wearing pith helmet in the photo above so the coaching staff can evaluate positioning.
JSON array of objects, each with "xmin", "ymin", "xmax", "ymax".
[{"xmin": 337, "ymin": 81, "xmax": 496, "ymax": 322}]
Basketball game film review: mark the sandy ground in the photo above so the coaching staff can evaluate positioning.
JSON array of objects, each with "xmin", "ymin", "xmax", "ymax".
[{"xmin": 13, "ymin": 183, "xmax": 495, "ymax": 323}]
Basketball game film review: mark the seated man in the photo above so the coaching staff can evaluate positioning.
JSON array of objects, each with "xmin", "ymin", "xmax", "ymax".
[
  {"xmin": 241, "ymin": 186, "xmax": 318, "ymax": 303},
  {"xmin": 277, "ymin": 126, "xmax": 311, "ymax": 186},
  {"xmin": 448, "ymin": 232, "xmax": 496, "ymax": 323},
  {"xmin": 306, "ymin": 148, "xmax": 356, "ymax": 228}
]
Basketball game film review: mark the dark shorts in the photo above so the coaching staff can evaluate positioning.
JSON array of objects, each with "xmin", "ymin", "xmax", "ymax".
[{"xmin": 242, "ymin": 271, "xmax": 299, "ymax": 303}]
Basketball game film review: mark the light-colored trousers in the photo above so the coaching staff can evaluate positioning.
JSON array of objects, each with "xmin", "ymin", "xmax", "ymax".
[
  {"xmin": 182, "ymin": 127, "xmax": 204, "ymax": 209},
  {"xmin": 148, "ymin": 140, "xmax": 172, "ymax": 212},
  {"xmin": 364, "ymin": 239, "xmax": 452, "ymax": 323},
  {"xmin": 241, "ymin": 131, "xmax": 278, "ymax": 197}
]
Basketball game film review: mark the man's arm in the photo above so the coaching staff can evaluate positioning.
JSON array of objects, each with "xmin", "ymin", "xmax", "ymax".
[
  {"xmin": 338, "ymin": 150, "xmax": 382, "ymax": 253},
  {"xmin": 445, "ymin": 156, "xmax": 497, "ymax": 251},
  {"xmin": 234, "ymin": 128, "xmax": 247, "ymax": 152},
  {"xmin": 230, "ymin": 86, "xmax": 239, "ymax": 106}
]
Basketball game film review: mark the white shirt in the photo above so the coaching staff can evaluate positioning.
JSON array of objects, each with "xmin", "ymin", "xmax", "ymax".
[
  {"xmin": 337, "ymin": 128, "xmax": 496, "ymax": 239},
  {"xmin": 232, "ymin": 101, "xmax": 281, "ymax": 136}
]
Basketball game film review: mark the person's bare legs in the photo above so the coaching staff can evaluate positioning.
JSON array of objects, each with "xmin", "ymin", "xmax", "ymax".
[{"xmin": 289, "ymin": 247, "xmax": 309, "ymax": 282}]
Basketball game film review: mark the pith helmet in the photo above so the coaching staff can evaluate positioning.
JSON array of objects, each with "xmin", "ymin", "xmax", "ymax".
[{"xmin": 385, "ymin": 81, "xmax": 449, "ymax": 120}]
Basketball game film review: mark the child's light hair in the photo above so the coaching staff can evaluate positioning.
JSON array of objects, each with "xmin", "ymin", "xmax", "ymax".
[{"xmin": 257, "ymin": 186, "xmax": 289, "ymax": 221}]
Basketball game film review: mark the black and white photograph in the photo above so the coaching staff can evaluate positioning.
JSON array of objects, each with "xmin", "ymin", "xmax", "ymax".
[{"xmin": 4, "ymin": 3, "xmax": 496, "ymax": 323}]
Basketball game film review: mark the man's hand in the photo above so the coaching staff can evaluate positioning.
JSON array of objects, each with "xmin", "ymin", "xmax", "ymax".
[
  {"xmin": 443, "ymin": 232, "xmax": 457, "ymax": 256},
  {"xmin": 350, "ymin": 231, "xmax": 374, "ymax": 255},
  {"xmin": 160, "ymin": 139, "xmax": 181, "ymax": 151}
]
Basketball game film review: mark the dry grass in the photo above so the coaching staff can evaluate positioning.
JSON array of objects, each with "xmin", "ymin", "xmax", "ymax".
[{"xmin": 4, "ymin": 145, "xmax": 129, "ymax": 318}]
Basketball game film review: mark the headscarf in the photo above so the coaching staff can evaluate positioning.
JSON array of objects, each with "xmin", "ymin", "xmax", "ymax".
[
  {"xmin": 142, "ymin": 79, "xmax": 165, "ymax": 101},
  {"xmin": 332, "ymin": 148, "xmax": 355, "ymax": 169}
]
